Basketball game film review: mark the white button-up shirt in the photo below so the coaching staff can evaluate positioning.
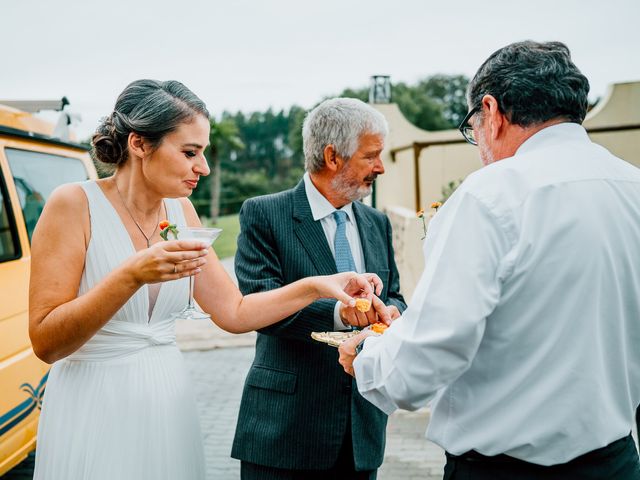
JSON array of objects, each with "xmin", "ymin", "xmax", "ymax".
[
  {"xmin": 303, "ymin": 173, "xmax": 365, "ymax": 330},
  {"xmin": 354, "ymin": 123, "xmax": 640, "ymax": 465}
]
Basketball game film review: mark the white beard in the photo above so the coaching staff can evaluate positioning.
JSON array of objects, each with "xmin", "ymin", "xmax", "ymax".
[{"xmin": 331, "ymin": 170, "xmax": 373, "ymax": 202}]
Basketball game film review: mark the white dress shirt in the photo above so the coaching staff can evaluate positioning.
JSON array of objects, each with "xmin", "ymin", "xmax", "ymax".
[
  {"xmin": 354, "ymin": 123, "xmax": 640, "ymax": 465},
  {"xmin": 303, "ymin": 173, "xmax": 365, "ymax": 330}
]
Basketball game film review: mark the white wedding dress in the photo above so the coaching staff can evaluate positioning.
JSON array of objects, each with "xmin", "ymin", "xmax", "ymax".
[{"xmin": 33, "ymin": 181, "xmax": 206, "ymax": 480}]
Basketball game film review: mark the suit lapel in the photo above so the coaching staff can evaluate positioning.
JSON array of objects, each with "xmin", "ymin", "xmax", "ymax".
[{"xmin": 292, "ymin": 181, "xmax": 337, "ymax": 276}]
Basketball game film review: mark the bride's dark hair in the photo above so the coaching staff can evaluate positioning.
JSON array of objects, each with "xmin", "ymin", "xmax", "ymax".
[{"xmin": 92, "ymin": 80, "xmax": 209, "ymax": 166}]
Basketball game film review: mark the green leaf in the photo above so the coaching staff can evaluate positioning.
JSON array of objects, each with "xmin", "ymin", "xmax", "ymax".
[{"xmin": 160, "ymin": 224, "xmax": 179, "ymax": 241}]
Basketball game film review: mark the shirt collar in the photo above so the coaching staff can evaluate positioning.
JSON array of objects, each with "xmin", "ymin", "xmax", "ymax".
[
  {"xmin": 303, "ymin": 172, "xmax": 355, "ymax": 222},
  {"xmin": 516, "ymin": 122, "xmax": 589, "ymax": 156}
]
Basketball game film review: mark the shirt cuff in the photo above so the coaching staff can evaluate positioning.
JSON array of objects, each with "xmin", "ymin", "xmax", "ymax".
[{"xmin": 333, "ymin": 302, "xmax": 351, "ymax": 331}]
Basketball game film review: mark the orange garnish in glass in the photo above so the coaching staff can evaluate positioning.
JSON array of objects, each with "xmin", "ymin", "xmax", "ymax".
[{"xmin": 159, "ymin": 220, "xmax": 179, "ymax": 240}]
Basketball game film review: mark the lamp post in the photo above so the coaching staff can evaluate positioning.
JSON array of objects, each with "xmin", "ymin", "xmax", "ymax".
[
  {"xmin": 369, "ymin": 75, "xmax": 391, "ymax": 104},
  {"xmin": 368, "ymin": 75, "xmax": 391, "ymax": 209}
]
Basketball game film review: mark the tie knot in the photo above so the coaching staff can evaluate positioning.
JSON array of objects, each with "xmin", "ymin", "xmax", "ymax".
[{"xmin": 333, "ymin": 210, "xmax": 348, "ymax": 225}]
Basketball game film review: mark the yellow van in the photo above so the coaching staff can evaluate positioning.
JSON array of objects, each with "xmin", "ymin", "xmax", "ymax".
[{"xmin": 0, "ymin": 100, "xmax": 97, "ymax": 475}]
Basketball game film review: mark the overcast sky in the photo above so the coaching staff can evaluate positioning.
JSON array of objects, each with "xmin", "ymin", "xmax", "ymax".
[{"xmin": 3, "ymin": 0, "xmax": 639, "ymax": 139}]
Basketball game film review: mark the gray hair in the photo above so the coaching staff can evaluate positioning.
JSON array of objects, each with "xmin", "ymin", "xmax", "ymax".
[
  {"xmin": 302, "ymin": 97, "xmax": 388, "ymax": 173},
  {"xmin": 467, "ymin": 41, "xmax": 590, "ymax": 127},
  {"xmin": 92, "ymin": 79, "xmax": 210, "ymax": 166}
]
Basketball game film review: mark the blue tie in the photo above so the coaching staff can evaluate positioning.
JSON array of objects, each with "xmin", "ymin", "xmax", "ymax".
[{"xmin": 333, "ymin": 210, "xmax": 356, "ymax": 273}]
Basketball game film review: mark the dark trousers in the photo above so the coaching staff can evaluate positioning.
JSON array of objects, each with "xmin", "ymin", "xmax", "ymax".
[
  {"xmin": 444, "ymin": 434, "xmax": 640, "ymax": 480},
  {"xmin": 240, "ymin": 425, "xmax": 376, "ymax": 480}
]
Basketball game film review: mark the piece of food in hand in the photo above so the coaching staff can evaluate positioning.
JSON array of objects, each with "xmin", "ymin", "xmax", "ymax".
[
  {"xmin": 354, "ymin": 298, "xmax": 371, "ymax": 313},
  {"xmin": 159, "ymin": 220, "xmax": 179, "ymax": 240},
  {"xmin": 370, "ymin": 322, "xmax": 388, "ymax": 334}
]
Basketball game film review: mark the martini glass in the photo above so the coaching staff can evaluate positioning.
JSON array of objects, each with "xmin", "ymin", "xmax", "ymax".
[{"xmin": 173, "ymin": 227, "xmax": 222, "ymax": 320}]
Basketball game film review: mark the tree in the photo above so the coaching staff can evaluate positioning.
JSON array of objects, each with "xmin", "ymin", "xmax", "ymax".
[
  {"xmin": 415, "ymin": 74, "xmax": 469, "ymax": 127},
  {"xmin": 207, "ymin": 118, "xmax": 244, "ymax": 222},
  {"xmin": 189, "ymin": 74, "xmax": 471, "ymax": 219},
  {"xmin": 338, "ymin": 74, "xmax": 470, "ymax": 131}
]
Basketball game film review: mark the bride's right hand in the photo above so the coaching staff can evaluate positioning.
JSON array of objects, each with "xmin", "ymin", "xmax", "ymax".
[
  {"xmin": 314, "ymin": 272, "xmax": 383, "ymax": 307},
  {"xmin": 124, "ymin": 240, "xmax": 210, "ymax": 285}
]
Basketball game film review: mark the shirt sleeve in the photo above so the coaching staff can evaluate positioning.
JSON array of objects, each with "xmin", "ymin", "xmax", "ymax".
[
  {"xmin": 333, "ymin": 302, "xmax": 351, "ymax": 331},
  {"xmin": 353, "ymin": 190, "xmax": 514, "ymax": 414}
]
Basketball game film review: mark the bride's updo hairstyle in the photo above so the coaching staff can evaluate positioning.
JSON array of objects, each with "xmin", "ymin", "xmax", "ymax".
[{"xmin": 92, "ymin": 79, "xmax": 209, "ymax": 166}]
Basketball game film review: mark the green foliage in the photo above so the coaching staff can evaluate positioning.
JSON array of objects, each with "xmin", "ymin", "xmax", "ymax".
[
  {"xmin": 209, "ymin": 118, "xmax": 245, "ymax": 155},
  {"xmin": 201, "ymin": 214, "xmax": 240, "ymax": 259},
  {"xmin": 219, "ymin": 167, "xmax": 304, "ymax": 213},
  {"xmin": 192, "ymin": 105, "xmax": 305, "ymax": 217},
  {"xmin": 440, "ymin": 179, "xmax": 464, "ymax": 203},
  {"xmin": 339, "ymin": 74, "xmax": 470, "ymax": 131}
]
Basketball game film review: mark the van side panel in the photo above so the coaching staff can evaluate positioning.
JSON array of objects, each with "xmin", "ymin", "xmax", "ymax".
[{"xmin": 0, "ymin": 260, "xmax": 29, "ymax": 362}]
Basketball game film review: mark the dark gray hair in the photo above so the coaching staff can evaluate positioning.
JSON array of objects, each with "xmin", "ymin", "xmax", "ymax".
[
  {"xmin": 467, "ymin": 41, "xmax": 590, "ymax": 127},
  {"xmin": 302, "ymin": 98, "xmax": 388, "ymax": 173},
  {"xmin": 92, "ymin": 79, "xmax": 210, "ymax": 166}
]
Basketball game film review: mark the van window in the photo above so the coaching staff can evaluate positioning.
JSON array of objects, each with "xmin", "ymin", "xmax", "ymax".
[
  {"xmin": 0, "ymin": 170, "xmax": 21, "ymax": 262},
  {"xmin": 5, "ymin": 148, "xmax": 89, "ymax": 241}
]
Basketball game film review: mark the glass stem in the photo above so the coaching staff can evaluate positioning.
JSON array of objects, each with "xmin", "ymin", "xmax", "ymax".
[{"xmin": 188, "ymin": 275, "xmax": 195, "ymax": 309}]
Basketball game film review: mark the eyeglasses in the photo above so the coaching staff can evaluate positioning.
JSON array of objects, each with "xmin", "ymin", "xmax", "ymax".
[{"xmin": 458, "ymin": 106, "xmax": 480, "ymax": 146}]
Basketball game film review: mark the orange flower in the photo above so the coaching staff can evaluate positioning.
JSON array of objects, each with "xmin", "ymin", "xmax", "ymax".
[
  {"xmin": 430, "ymin": 201, "xmax": 442, "ymax": 210},
  {"xmin": 159, "ymin": 220, "xmax": 170, "ymax": 230},
  {"xmin": 416, "ymin": 209, "xmax": 425, "ymax": 218}
]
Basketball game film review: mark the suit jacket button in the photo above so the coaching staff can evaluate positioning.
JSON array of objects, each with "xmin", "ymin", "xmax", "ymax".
[{"xmin": 342, "ymin": 382, "xmax": 352, "ymax": 394}]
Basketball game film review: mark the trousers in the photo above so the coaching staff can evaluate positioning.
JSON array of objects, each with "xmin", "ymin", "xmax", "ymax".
[{"xmin": 444, "ymin": 434, "xmax": 640, "ymax": 480}]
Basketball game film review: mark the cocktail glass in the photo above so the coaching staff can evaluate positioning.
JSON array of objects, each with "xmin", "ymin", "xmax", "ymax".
[{"xmin": 173, "ymin": 227, "xmax": 222, "ymax": 320}]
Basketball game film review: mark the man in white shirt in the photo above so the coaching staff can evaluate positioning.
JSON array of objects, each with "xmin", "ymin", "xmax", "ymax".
[
  {"xmin": 338, "ymin": 41, "xmax": 640, "ymax": 479},
  {"xmin": 232, "ymin": 98, "xmax": 406, "ymax": 479}
]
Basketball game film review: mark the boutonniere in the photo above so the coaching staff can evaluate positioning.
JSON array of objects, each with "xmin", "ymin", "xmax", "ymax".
[{"xmin": 159, "ymin": 220, "xmax": 179, "ymax": 240}]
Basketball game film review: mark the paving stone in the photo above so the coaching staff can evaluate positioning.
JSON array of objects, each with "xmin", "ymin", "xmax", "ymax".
[{"xmin": 184, "ymin": 346, "xmax": 446, "ymax": 479}]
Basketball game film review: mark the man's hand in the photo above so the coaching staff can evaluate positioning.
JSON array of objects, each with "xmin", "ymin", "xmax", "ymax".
[
  {"xmin": 338, "ymin": 330, "xmax": 375, "ymax": 376},
  {"xmin": 340, "ymin": 296, "xmax": 400, "ymax": 328},
  {"xmin": 383, "ymin": 304, "xmax": 402, "ymax": 322}
]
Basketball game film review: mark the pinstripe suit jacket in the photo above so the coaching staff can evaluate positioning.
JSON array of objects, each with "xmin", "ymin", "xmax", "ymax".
[{"xmin": 231, "ymin": 180, "xmax": 406, "ymax": 471}]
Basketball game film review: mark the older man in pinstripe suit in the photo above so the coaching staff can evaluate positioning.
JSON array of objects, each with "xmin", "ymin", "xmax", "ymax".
[{"xmin": 231, "ymin": 98, "xmax": 407, "ymax": 479}]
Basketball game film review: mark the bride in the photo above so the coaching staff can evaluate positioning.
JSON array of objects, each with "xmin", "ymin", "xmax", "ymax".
[{"xmin": 29, "ymin": 79, "xmax": 384, "ymax": 480}]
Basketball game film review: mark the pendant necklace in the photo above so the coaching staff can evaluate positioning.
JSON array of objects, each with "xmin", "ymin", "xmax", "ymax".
[{"xmin": 115, "ymin": 181, "xmax": 161, "ymax": 248}]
